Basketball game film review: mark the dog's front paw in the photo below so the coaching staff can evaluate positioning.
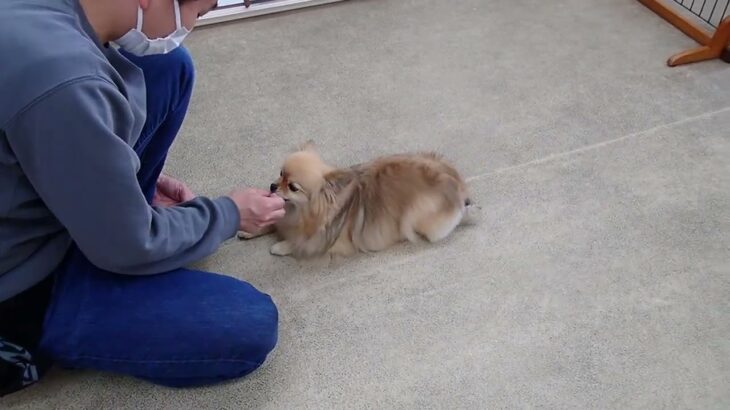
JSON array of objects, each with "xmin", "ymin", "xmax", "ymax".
[
  {"xmin": 237, "ymin": 231, "xmax": 256, "ymax": 240},
  {"xmin": 270, "ymin": 241, "xmax": 293, "ymax": 256},
  {"xmin": 238, "ymin": 226, "xmax": 274, "ymax": 240}
]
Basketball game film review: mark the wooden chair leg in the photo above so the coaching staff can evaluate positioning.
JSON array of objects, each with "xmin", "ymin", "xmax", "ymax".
[{"xmin": 668, "ymin": 16, "xmax": 730, "ymax": 66}]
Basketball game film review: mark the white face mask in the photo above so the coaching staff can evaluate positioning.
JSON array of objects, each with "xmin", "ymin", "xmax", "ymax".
[{"xmin": 114, "ymin": 0, "xmax": 190, "ymax": 56}]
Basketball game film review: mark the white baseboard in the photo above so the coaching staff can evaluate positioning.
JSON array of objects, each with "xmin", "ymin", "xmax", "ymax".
[{"xmin": 198, "ymin": 0, "xmax": 347, "ymax": 26}]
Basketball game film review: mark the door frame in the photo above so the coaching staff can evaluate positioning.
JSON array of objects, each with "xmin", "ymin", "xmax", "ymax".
[{"xmin": 198, "ymin": 0, "xmax": 346, "ymax": 26}]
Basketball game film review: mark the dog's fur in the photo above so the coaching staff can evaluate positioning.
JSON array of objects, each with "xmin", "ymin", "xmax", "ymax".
[{"xmin": 241, "ymin": 142, "xmax": 474, "ymax": 258}]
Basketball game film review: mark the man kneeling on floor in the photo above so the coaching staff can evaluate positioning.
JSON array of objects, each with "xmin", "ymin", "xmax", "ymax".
[{"xmin": 0, "ymin": 0, "xmax": 286, "ymax": 395}]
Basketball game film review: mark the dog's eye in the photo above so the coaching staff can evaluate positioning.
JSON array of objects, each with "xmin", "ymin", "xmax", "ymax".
[
  {"xmin": 288, "ymin": 183, "xmax": 299, "ymax": 192},
  {"xmin": 280, "ymin": 170, "xmax": 283, "ymax": 177}
]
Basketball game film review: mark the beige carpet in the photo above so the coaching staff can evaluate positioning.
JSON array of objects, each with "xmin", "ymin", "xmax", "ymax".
[{"xmin": 6, "ymin": 0, "xmax": 730, "ymax": 408}]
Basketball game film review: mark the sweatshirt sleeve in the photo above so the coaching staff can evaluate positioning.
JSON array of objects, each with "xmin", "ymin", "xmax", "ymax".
[{"xmin": 4, "ymin": 77, "xmax": 240, "ymax": 275}]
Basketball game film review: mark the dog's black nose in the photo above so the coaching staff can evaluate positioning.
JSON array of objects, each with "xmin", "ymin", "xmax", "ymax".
[{"xmin": 270, "ymin": 183, "xmax": 278, "ymax": 193}]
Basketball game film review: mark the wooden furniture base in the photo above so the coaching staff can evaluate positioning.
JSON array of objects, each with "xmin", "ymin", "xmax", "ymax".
[
  {"xmin": 668, "ymin": 16, "xmax": 730, "ymax": 66},
  {"xmin": 637, "ymin": 0, "xmax": 730, "ymax": 66}
]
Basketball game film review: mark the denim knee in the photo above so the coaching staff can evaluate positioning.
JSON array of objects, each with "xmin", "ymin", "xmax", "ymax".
[
  {"xmin": 163, "ymin": 47, "xmax": 195, "ymax": 84},
  {"xmin": 161, "ymin": 47, "xmax": 195, "ymax": 108},
  {"xmin": 120, "ymin": 46, "xmax": 195, "ymax": 115},
  {"xmin": 149, "ymin": 290, "xmax": 279, "ymax": 388},
  {"xmin": 230, "ymin": 291, "xmax": 279, "ymax": 365}
]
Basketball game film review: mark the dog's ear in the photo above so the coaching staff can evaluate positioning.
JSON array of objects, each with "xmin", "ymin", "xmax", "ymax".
[
  {"xmin": 306, "ymin": 169, "xmax": 359, "ymax": 248},
  {"xmin": 323, "ymin": 169, "xmax": 354, "ymax": 197},
  {"xmin": 303, "ymin": 170, "xmax": 349, "ymax": 239}
]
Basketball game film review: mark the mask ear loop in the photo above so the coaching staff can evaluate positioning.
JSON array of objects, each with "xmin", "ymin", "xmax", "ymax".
[
  {"xmin": 173, "ymin": 0, "xmax": 183, "ymax": 29},
  {"xmin": 136, "ymin": 6, "xmax": 144, "ymax": 31}
]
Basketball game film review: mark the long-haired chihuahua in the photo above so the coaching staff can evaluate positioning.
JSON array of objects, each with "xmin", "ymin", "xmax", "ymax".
[{"xmin": 239, "ymin": 142, "xmax": 475, "ymax": 258}]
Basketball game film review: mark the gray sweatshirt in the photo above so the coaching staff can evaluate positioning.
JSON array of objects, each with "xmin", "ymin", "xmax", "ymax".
[{"xmin": 0, "ymin": 0, "xmax": 240, "ymax": 301}]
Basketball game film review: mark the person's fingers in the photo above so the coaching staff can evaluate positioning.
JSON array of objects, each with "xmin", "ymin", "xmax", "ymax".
[
  {"xmin": 179, "ymin": 184, "xmax": 196, "ymax": 202},
  {"xmin": 248, "ymin": 188, "xmax": 271, "ymax": 196},
  {"xmin": 252, "ymin": 219, "xmax": 272, "ymax": 230},
  {"xmin": 157, "ymin": 173, "xmax": 172, "ymax": 185},
  {"xmin": 264, "ymin": 209, "xmax": 286, "ymax": 222},
  {"xmin": 246, "ymin": 210, "xmax": 284, "ymax": 228},
  {"xmin": 258, "ymin": 210, "xmax": 285, "ymax": 226},
  {"xmin": 263, "ymin": 195, "xmax": 285, "ymax": 211},
  {"xmin": 152, "ymin": 191, "xmax": 177, "ymax": 207},
  {"xmin": 157, "ymin": 175, "xmax": 195, "ymax": 204},
  {"xmin": 249, "ymin": 197, "xmax": 282, "ymax": 216},
  {"xmin": 257, "ymin": 219, "xmax": 275, "ymax": 228},
  {"xmin": 156, "ymin": 176, "xmax": 176, "ymax": 196},
  {"xmin": 162, "ymin": 182, "xmax": 187, "ymax": 203}
]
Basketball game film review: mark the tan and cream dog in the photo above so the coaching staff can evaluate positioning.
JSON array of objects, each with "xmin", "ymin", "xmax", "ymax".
[{"xmin": 240, "ymin": 143, "xmax": 475, "ymax": 258}]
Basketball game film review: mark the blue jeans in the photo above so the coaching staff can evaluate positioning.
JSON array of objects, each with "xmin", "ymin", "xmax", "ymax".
[{"xmin": 38, "ymin": 48, "xmax": 278, "ymax": 388}]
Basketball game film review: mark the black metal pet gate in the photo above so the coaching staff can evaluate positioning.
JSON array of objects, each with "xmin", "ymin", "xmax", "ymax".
[{"xmin": 672, "ymin": 0, "xmax": 729, "ymax": 28}]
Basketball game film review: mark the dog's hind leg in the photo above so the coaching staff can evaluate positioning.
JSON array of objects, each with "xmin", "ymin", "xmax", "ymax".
[{"xmin": 414, "ymin": 207, "xmax": 464, "ymax": 243}]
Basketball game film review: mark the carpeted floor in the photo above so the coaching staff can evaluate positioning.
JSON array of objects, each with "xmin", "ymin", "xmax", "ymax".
[{"xmin": 5, "ymin": 0, "xmax": 729, "ymax": 408}]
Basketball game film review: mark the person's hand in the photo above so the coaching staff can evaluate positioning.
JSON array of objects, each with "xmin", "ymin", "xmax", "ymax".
[
  {"xmin": 228, "ymin": 188, "xmax": 285, "ymax": 233},
  {"xmin": 153, "ymin": 174, "xmax": 196, "ymax": 207}
]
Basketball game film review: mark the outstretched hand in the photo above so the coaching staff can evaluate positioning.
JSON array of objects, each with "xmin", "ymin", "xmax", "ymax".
[{"xmin": 228, "ymin": 188, "xmax": 285, "ymax": 233}]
